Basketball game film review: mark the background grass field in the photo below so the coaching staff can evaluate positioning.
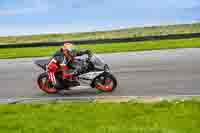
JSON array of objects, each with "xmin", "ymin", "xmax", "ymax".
[
  {"xmin": 0, "ymin": 38, "xmax": 200, "ymax": 59},
  {"xmin": 1, "ymin": 23, "xmax": 200, "ymax": 44},
  {"xmin": 1, "ymin": 23, "xmax": 200, "ymax": 59},
  {"xmin": 0, "ymin": 100, "xmax": 200, "ymax": 133}
]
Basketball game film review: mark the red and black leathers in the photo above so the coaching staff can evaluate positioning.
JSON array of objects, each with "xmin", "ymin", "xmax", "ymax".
[{"xmin": 47, "ymin": 48, "xmax": 91, "ymax": 88}]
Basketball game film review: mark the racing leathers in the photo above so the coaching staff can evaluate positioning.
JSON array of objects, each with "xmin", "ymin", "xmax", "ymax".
[{"xmin": 47, "ymin": 48, "xmax": 91, "ymax": 89}]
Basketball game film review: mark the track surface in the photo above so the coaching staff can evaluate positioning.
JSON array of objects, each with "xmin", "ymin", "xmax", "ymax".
[{"xmin": 1, "ymin": 48, "xmax": 200, "ymax": 98}]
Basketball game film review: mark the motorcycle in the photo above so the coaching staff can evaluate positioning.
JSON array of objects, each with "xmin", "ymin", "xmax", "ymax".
[{"xmin": 34, "ymin": 54, "xmax": 117, "ymax": 94}]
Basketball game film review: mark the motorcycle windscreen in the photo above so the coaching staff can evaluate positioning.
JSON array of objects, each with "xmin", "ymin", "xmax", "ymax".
[{"xmin": 90, "ymin": 55, "xmax": 105, "ymax": 70}]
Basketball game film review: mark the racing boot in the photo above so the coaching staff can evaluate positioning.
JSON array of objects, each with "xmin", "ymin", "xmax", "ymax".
[
  {"xmin": 57, "ymin": 89, "xmax": 65, "ymax": 96},
  {"xmin": 63, "ymin": 72, "xmax": 80, "ymax": 87},
  {"xmin": 63, "ymin": 79, "xmax": 80, "ymax": 87}
]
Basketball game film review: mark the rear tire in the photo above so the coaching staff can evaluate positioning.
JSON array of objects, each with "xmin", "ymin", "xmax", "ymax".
[{"xmin": 37, "ymin": 72, "xmax": 58, "ymax": 94}]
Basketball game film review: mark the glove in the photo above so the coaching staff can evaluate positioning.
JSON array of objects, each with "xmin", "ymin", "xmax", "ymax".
[
  {"xmin": 85, "ymin": 50, "xmax": 92, "ymax": 58},
  {"xmin": 84, "ymin": 50, "xmax": 92, "ymax": 63}
]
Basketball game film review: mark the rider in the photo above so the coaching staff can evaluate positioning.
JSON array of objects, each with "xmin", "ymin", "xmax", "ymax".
[{"xmin": 47, "ymin": 42, "xmax": 92, "ymax": 89}]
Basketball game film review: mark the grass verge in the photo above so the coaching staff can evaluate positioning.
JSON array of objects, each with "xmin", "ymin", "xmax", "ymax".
[
  {"xmin": 0, "ymin": 100, "xmax": 200, "ymax": 133},
  {"xmin": 1, "ymin": 38, "xmax": 200, "ymax": 59}
]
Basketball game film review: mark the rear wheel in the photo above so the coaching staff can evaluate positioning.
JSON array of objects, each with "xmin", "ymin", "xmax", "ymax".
[
  {"xmin": 37, "ymin": 72, "xmax": 58, "ymax": 94},
  {"xmin": 91, "ymin": 72, "xmax": 117, "ymax": 92}
]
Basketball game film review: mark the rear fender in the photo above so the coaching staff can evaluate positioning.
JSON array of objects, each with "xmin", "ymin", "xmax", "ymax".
[{"xmin": 34, "ymin": 59, "xmax": 49, "ymax": 71}]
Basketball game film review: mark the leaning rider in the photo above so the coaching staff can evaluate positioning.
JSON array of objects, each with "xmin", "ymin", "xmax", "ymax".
[{"xmin": 47, "ymin": 42, "xmax": 92, "ymax": 89}]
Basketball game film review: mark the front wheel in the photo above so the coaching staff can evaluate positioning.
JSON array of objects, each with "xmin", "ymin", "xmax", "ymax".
[
  {"xmin": 37, "ymin": 72, "xmax": 58, "ymax": 94},
  {"xmin": 91, "ymin": 72, "xmax": 117, "ymax": 92}
]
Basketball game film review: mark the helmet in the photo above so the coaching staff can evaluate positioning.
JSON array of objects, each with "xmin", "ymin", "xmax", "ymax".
[{"xmin": 63, "ymin": 42, "xmax": 77, "ymax": 56}]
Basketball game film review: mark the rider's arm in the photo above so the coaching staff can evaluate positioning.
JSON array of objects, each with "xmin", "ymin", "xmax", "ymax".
[
  {"xmin": 76, "ymin": 49, "xmax": 92, "ymax": 57},
  {"xmin": 49, "ymin": 49, "xmax": 64, "ymax": 64}
]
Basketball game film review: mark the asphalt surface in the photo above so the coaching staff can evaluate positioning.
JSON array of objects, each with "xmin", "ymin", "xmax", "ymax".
[{"xmin": 1, "ymin": 48, "xmax": 200, "ymax": 99}]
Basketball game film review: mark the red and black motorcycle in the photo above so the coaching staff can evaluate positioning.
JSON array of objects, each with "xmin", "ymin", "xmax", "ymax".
[{"xmin": 35, "ymin": 54, "xmax": 117, "ymax": 94}]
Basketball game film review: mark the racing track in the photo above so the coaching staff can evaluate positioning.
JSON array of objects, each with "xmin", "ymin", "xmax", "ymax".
[{"xmin": 1, "ymin": 48, "xmax": 200, "ymax": 99}]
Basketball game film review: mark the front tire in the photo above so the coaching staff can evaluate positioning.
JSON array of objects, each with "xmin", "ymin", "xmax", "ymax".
[
  {"xmin": 91, "ymin": 72, "xmax": 117, "ymax": 92},
  {"xmin": 37, "ymin": 72, "xmax": 58, "ymax": 94}
]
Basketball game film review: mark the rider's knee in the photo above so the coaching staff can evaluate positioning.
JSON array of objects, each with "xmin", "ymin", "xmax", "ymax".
[{"xmin": 48, "ymin": 63, "xmax": 58, "ymax": 72}]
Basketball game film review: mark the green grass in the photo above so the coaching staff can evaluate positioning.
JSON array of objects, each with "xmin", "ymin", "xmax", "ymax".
[
  {"xmin": 1, "ymin": 38, "xmax": 200, "ymax": 59},
  {"xmin": 0, "ymin": 101, "xmax": 200, "ymax": 133},
  {"xmin": 1, "ymin": 23, "xmax": 200, "ymax": 44}
]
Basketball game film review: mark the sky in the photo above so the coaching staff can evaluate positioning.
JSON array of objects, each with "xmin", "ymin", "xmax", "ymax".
[{"xmin": 0, "ymin": 0, "xmax": 200, "ymax": 36}]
